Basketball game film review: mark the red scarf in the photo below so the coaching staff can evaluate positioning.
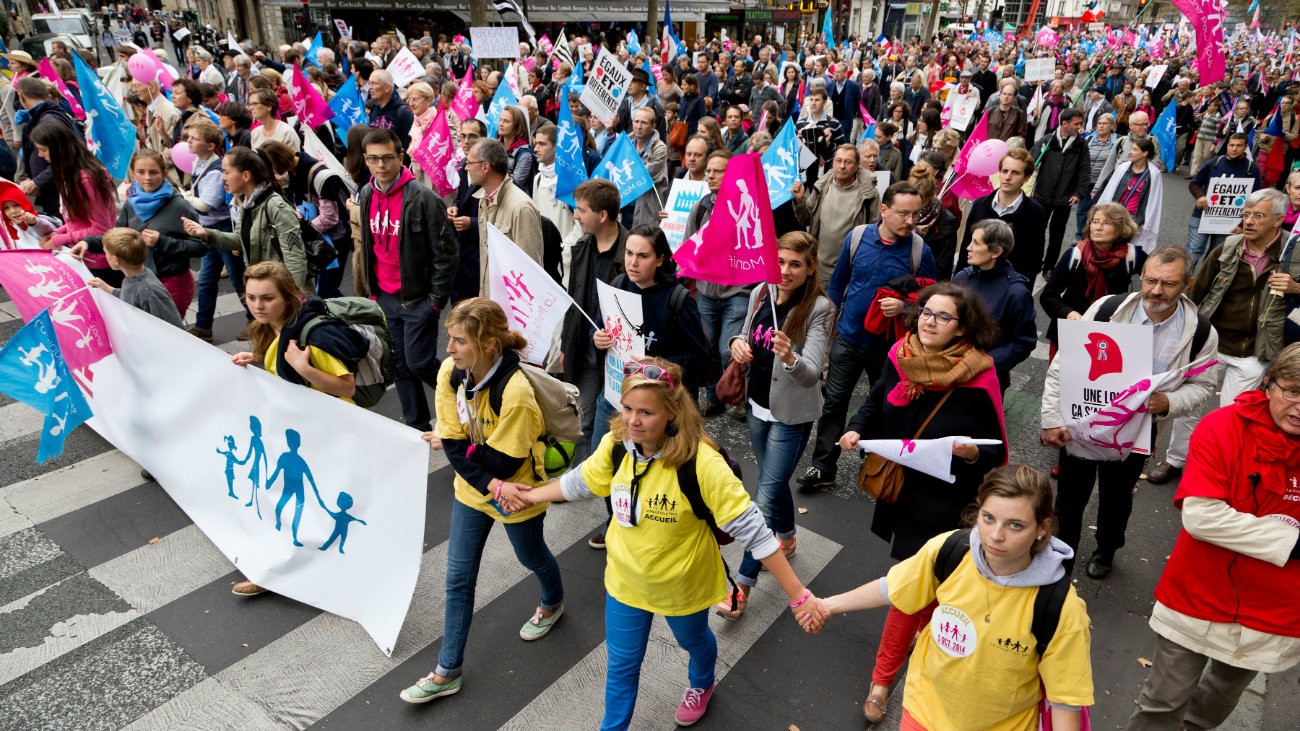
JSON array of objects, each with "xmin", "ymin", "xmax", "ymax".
[{"xmin": 1078, "ymin": 239, "xmax": 1129, "ymax": 303}]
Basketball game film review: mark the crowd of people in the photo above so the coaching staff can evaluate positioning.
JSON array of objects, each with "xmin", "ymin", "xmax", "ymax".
[{"xmin": 6, "ymin": 10, "xmax": 1300, "ymax": 731}]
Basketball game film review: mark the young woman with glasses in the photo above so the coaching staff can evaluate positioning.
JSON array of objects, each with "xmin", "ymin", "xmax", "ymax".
[
  {"xmin": 836, "ymin": 282, "xmax": 1008, "ymax": 724},
  {"xmin": 514, "ymin": 356, "xmax": 827, "ymax": 730}
]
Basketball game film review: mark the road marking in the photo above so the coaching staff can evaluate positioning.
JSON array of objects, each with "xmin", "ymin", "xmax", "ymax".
[{"xmin": 0, "ymin": 451, "xmax": 144, "ymax": 540}]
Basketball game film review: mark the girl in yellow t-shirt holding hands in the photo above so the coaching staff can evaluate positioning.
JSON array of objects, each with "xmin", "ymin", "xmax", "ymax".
[
  {"xmin": 808, "ymin": 465, "xmax": 1094, "ymax": 731},
  {"xmin": 515, "ymin": 356, "xmax": 828, "ymax": 730}
]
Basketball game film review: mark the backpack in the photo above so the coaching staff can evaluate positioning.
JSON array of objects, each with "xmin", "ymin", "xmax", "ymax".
[
  {"xmin": 268, "ymin": 195, "xmax": 338, "ymax": 277},
  {"xmin": 847, "ymin": 224, "xmax": 925, "ymax": 274},
  {"xmin": 610, "ymin": 440, "xmax": 747, "ymax": 610},
  {"xmin": 298, "ymin": 297, "xmax": 395, "ymax": 408},
  {"xmin": 934, "ymin": 529, "xmax": 1071, "ymax": 657},
  {"xmin": 1093, "ymin": 294, "xmax": 1212, "ymax": 357},
  {"xmin": 306, "ymin": 162, "xmax": 353, "ymax": 243},
  {"xmin": 539, "ymin": 215, "xmax": 564, "ymax": 284},
  {"xmin": 450, "ymin": 359, "xmax": 585, "ymax": 478}
]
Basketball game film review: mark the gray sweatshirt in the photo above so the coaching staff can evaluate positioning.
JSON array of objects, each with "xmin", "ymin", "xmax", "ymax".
[{"xmin": 115, "ymin": 267, "xmax": 184, "ymax": 329}]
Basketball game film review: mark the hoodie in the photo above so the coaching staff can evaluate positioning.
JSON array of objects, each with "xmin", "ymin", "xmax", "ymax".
[
  {"xmin": 369, "ymin": 168, "xmax": 415, "ymax": 295},
  {"xmin": 952, "ymin": 260, "xmax": 1037, "ymax": 387}
]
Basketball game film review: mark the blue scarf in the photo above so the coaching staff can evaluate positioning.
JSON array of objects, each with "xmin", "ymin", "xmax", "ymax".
[{"xmin": 128, "ymin": 181, "xmax": 175, "ymax": 222}]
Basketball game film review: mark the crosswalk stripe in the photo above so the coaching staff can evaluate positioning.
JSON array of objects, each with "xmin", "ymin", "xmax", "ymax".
[
  {"xmin": 0, "ymin": 300, "xmax": 19, "ymax": 324},
  {"xmin": 185, "ymin": 291, "xmax": 246, "ymax": 322},
  {"xmin": 500, "ymin": 528, "xmax": 842, "ymax": 730},
  {"xmin": 0, "ymin": 451, "xmax": 143, "ymax": 541},
  {"xmin": 0, "ymin": 402, "xmax": 43, "ymax": 446},
  {"xmin": 124, "ymin": 498, "xmax": 609, "ymax": 731}
]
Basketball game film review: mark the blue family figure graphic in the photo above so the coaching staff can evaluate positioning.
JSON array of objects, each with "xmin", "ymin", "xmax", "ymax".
[
  {"xmin": 316, "ymin": 491, "xmax": 367, "ymax": 554},
  {"xmin": 240, "ymin": 416, "xmax": 268, "ymax": 518},
  {"xmin": 266, "ymin": 429, "xmax": 324, "ymax": 547},
  {"xmin": 215, "ymin": 435, "xmax": 245, "ymax": 499}
]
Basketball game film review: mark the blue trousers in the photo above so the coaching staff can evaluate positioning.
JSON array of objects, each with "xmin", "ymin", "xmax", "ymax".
[
  {"xmin": 696, "ymin": 292, "xmax": 750, "ymax": 399},
  {"xmin": 376, "ymin": 291, "xmax": 441, "ymax": 430},
  {"xmin": 1186, "ymin": 216, "xmax": 1227, "ymax": 266},
  {"xmin": 601, "ymin": 593, "xmax": 715, "ymax": 731},
  {"xmin": 194, "ymin": 225, "xmax": 245, "ymax": 330},
  {"xmin": 436, "ymin": 500, "xmax": 564, "ymax": 678},
  {"xmin": 736, "ymin": 416, "xmax": 812, "ymax": 584}
]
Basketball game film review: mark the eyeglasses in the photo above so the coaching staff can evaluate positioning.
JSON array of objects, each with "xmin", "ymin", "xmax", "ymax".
[
  {"xmin": 918, "ymin": 308, "xmax": 960, "ymax": 325},
  {"xmin": 1140, "ymin": 276, "xmax": 1184, "ymax": 289},
  {"xmin": 705, "ymin": 168, "xmax": 727, "ymax": 177},
  {"xmin": 887, "ymin": 208, "xmax": 922, "ymax": 221},
  {"xmin": 1270, "ymin": 382, "xmax": 1300, "ymax": 403},
  {"xmin": 364, "ymin": 154, "xmax": 401, "ymax": 165},
  {"xmin": 623, "ymin": 360, "xmax": 677, "ymax": 388},
  {"xmin": 1242, "ymin": 211, "xmax": 1279, "ymax": 221},
  {"xmin": 465, "ymin": 158, "xmax": 487, "ymax": 166}
]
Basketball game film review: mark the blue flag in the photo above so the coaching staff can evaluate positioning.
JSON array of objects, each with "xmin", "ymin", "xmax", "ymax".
[
  {"xmin": 1153, "ymin": 98, "xmax": 1178, "ymax": 172},
  {"xmin": 485, "ymin": 81, "xmax": 519, "ymax": 139},
  {"xmin": 626, "ymin": 29, "xmax": 641, "ymax": 55},
  {"xmin": 304, "ymin": 32, "xmax": 324, "ymax": 69},
  {"xmin": 822, "ymin": 11, "xmax": 834, "ymax": 46},
  {"xmin": 665, "ymin": 0, "xmax": 685, "ymax": 63},
  {"xmin": 0, "ymin": 310, "xmax": 92, "ymax": 462},
  {"xmin": 573, "ymin": 56, "xmax": 584, "ymax": 85},
  {"xmin": 642, "ymin": 59, "xmax": 656, "ymax": 96},
  {"xmin": 983, "ymin": 30, "xmax": 1003, "ymax": 48},
  {"xmin": 555, "ymin": 77, "xmax": 589, "ymax": 207},
  {"xmin": 1249, "ymin": 0, "xmax": 1259, "ymax": 12},
  {"xmin": 760, "ymin": 118, "xmax": 801, "ymax": 208},
  {"xmin": 1264, "ymin": 108, "xmax": 1285, "ymax": 138},
  {"xmin": 328, "ymin": 76, "xmax": 368, "ymax": 147},
  {"xmin": 592, "ymin": 133, "xmax": 654, "ymax": 207},
  {"xmin": 71, "ymin": 51, "xmax": 135, "ymax": 180},
  {"xmin": 0, "ymin": 36, "xmax": 10, "ymax": 73}
]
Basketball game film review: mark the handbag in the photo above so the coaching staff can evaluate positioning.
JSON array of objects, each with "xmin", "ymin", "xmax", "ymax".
[
  {"xmin": 857, "ymin": 389, "xmax": 954, "ymax": 503},
  {"xmin": 668, "ymin": 119, "xmax": 689, "ymax": 149},
  {"xmin": 716, "ymin": 289, "xmax": 772, "ymax": 406}
]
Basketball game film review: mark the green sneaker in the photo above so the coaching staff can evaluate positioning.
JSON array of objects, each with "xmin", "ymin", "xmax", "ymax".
[
  {"xmin": 519, "ymin": 604, "xmax": 563, "ymax": 641},
  {"xmin": 399, "ymin": 672, "xmax": 461, "ymax": 704}
]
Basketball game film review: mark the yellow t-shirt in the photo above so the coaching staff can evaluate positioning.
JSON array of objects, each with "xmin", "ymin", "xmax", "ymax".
[
  {"xmin": 581, "ymin": 434, "xmax": 752, "ymax": 616},
  {"xmin": 886, "ymin": 531, "xmax": 1094, "ymax": 731},
  {"xmin": 264, "ymin": 335, "xmax": 356, "ymax": 404},
  {"xmin": 434, "ymin": 357, "xmax": 548, "ymax": 523}
]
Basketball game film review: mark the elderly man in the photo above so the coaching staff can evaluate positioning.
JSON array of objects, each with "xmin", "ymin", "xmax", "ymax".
[
  {"xmin": 1127, "ymin": 341, "xmax": 1300, "ymax": 731},
  {"xmin": 1094, "ymin": 109, "xmax": 1163, "ymax": 195},
  {"xmin": 1148, "ymin": 188, "xmax": 1300, "ymax": 486},
  {"xmin": 1082, "ymin": 86, "xmax": 1114, "ymax": 134},
  {"xmin": 629, "ymin": 106, "xmax": 669, "ymax": 228},
  {"xmin": 367, "ymin": 69, "xmax": 415, "ymax": 150},
  {"xmin": 1042, "ymin": 247, "xmax": 1218, "ymax": 579},
  {"xmin": 468, "ymin": 138, "xmax": 544, "ymax": 295},
  {"xmin": 828, "ymin": 63, "xmax": 862, "ymax": 138},
  {"xmin": 792, "ymin": 144, "xmax": 881, "ymax": 284}
]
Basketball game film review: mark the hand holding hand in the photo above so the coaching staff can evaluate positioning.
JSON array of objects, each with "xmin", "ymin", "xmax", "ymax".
[
  {"xmin": 284, "ymin": 339, "xmax": 311, "ymax": 373},
  {"xmin": 141, "ymin": 229, "xmax": 160, "ymax": 247},
  {"xmin": 729, "ymin": 339, "xmax": 754, "ymax": 365},
  {"xmin": 794, "ymin": 595, "xmax": 830, "ymax": 633},
  {"xmin": 231, "ymin": 351, "xmax": 258, "ymax": 367},
  {"xmin": 593, "ymin": 329, "xmax": 612, "ymax": 350},
  {"xmin": 839, "ymin": 431, "xmax": 862, "ymax": 450}
]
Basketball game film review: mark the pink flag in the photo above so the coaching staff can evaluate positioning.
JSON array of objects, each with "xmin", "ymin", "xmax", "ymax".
[
  {"xmin": 675, "ymin": 154, "xmax": 780, "ymax": 287},
  {"xmin": 950, "ymin": 112, "xmax": 994, "ymax": 201},
  {"xmin": 288, "ymin": 63, "xmax": 334, "ymax": 129},
  {"xmin": 452, "ymin": 67, "xmax": 478, "ymax": 122},
  {"xmin": 859, "ymin": 97, "xmax": 877, "ymax": 127},
  {"xmin": 37, "ymin": 58, "xmax": 85, "ymax": 121},
  {"xmin": 521, "ymin": 57, "xmax": 537, "ymax": 71},
  {"xmin": 0, "ymin": 251, "xmax": 112, "ymax": 374},
  {"xmin": 1121, "ymin": 28, "xmax": 1137, "ymax": 46},
  {"xmin": 539, "ymin": 35, "xmax": 553, "ymax": 54},
  {"xmin": 1171, "ymin": 0, "xmax": 1226, "ymax": 85},
  {"xmin": 412, "ymin": 107, "xmax": 457, "ymax": 197}
]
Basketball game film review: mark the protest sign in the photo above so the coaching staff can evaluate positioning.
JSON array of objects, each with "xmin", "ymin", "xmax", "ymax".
[
  {"xmin": 471, "ymin": 26, "xmax": 521, "ymax": 59},
  {"xmin": 662, "ymin": 178, "xmax": 708, "ymax": 251},
  {"xmin": 1145, "ymin": 64, "xmax": 1168, "ymax": 88},
  {"xmin": 385, "ymin": 47, "xmax": 424, "ymax": 88},
  {"xmin": 1024, "ymin": 58, "xmax": 1055, "ymax": 82},
  {"xmin": 596, "ymin": 280, "xmax": 644, "ymax": 407},
  {"xmin": 580, "ymin": 48, "xmax": 632, "ymax": 124},
  {"xmin": 335, "ymin": 19, "xmax": 352, "ymax": 40},
  {"xmin": 1198, "ymin": 176, "xmax": 1254, "ymax": 234},
  {"xmin": 1058, "ymin": 319, "xmax": 1154, "ymax": 457}
]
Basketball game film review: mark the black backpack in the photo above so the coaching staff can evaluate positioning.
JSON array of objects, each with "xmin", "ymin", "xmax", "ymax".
[
  {"xmin": 610, "ymin": 440, "xmax": 747, "ymax": 610},
  {"xmin": 1093, "ymin": 294, "xmax": 1212, "ymax": 357},
  {"xmin": 935, "ymin": 529, "xmax": 1071, "ymax": 656},
  {"xmin": 539, "ymin": 215, "xmax": 564, "ymax": 284}
]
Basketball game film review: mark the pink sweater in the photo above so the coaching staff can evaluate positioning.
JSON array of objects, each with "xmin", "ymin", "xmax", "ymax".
[{"xmin": 50, "ymin": 171, "xmax": 118, "ymax": 264}]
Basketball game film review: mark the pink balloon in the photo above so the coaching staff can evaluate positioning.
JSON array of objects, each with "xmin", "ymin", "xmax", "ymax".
[
  {"xmin": 966, "ymin": 139, "xmax": 1009, "ymax": 177},
  {"xmin": 128, "ymin": 53, "xmax": 159, "ymax": 83},
  {"xmin": 170, "ymin": 141, "xmax": 197, "ymax": 175}
]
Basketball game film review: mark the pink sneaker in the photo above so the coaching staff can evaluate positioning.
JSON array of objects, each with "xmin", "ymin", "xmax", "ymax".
[{"xmin": 674, "ymin": 684, "xmax": 715, "ymax": 726}]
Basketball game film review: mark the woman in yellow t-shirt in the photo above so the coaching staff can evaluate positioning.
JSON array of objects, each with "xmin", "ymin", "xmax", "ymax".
[
  {"xmin": 399, "ymin": 298, "xmax": 565, "ymax": 706},
  {"xmin": 809, "ymin": 465, "xmax": 1094, "ymax": 731},
  {"xmin": 228, "ymin": 260, "xmax": 357, "ymax": 597},
  {"xmin": 516, "ymin": 357, "xmax": 828, "ymax": 730}
]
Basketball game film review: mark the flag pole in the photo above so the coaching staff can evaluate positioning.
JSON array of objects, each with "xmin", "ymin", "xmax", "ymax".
[{"xmin": 767, "ymin": 284, "xmax": 779, "ymax": 327}]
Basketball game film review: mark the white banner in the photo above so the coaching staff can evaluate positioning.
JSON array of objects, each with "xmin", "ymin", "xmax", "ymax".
[
  {"xmin": 485, "ymin": 223, "xmax": 576, "ymax": 366},
  {"xmin": 84, "ymin": 290, "xmax": 428, "ymax": 655},
  {"xmin": 662, "ymin": 178, "xmax": 709, "ymax": 251},
  {"xmin": 1024, "ymin": 58, "xmax": 1055, "ymax": 83},
  {"xmin": 875, "ymin": 170, "xmax": 892, "ymax": 193},
  {"xmin": 857, "ymin": 438, "xmax": 1002, "ymax": 483},
  {"xmin": 1198, "ymin": 176, "xmax": 1254, "ymax": 234},
  {"xmin": 1145, "ymin": 64, "xmax": 1168, "ymax": 89},
  {"xmin": 596, "ymin": 279, "xmax": 643, "ymax": 407},
  {"xmin": 1057, "ymin": 318, "xmax": 1154, "ymax": 457},
  {"xmin": 301, "ymin": 126, "xmax": 358, "ymax": 196},
  {"xmin": 471, "ymin": 26, "xmax": 521, "ymax": 59},
  {"xmin": 386, "ymin": 47, "xmax": 424, "ymax": 88},
  {"xmin": 943, "ymin": 88, "xmax": 980, "ymax": 131},
  {"xmin": 581, "ymin": 48, "xmax": 632, "ymax": 124}
]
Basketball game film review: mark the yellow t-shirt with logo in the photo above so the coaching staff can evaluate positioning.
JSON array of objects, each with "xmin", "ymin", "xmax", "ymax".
[
  {"xmin": 264, "ymin": 335, "xmax": 356, "ymax": 404},
  {"xmin": 434, "ymin": 357, "xmax": 548, "ymax": 523},
  {"xmin": 581, "ymin": 433, "xmax": 752, "ymax": 616},
  {"xmin": 886, "ymin": 531, "xmax": 1094, "ymax": 731}
]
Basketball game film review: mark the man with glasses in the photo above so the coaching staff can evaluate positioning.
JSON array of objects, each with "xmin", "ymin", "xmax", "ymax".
[
  {"xmin": 1148, "ymin": 189, "xmax": 1300, "ymax": 486},
  {"xmin": 792, "ymin": 144, "xmax": 881, "ymax": 285},
  {"xmin": 467, "ymin": 137, "xmax": 544, "ymax": 295},
  {"xmin": 358, "ymin": 128, "xmax": 459, "ymax": 432},
  {"xmin": 1093, "ymin": 110, "xmax": 1163, "ymax": 202},
  {"xmin": 447, "ymin": 119, "xmax": 486, "ymax": 305},
  {"xmin": 797, "ymin": 181, "xmax": 936, "ymax": 492},
  {"xmin": 1126, "ymin": 342, "xmax": 1300, "ymax": 731},
  {"xmin": 1041, "ymin": 246, "xmax": 1218, "ymax": 579}
]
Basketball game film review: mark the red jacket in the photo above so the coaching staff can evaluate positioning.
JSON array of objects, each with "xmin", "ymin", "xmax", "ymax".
[{"xmin": 1156, "ymin": 390, "xmax": 1300, "ymax": 638}]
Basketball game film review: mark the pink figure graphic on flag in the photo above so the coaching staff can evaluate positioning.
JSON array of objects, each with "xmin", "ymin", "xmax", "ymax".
[
  {"xmin": 503, "ymin": 270, "xmax": 535, "ymax": 302},
  {"xmin": 675, "ymin": 153, "xmax": 780, "ymax": 287},
  {"xmin": 38, "ymin": 58, "xmax": 85, "ymax": 120},
  {"xmin": 412, "ymin": 107, "xmax": 457, "ymax": 197},
  {"xmin": 899, "ymin": 439, "xmax": 917, "ymax": 455},
  {"xmin": 0, "ymin": 251, "xmax": 112, "ymax": 379},
  {"xmin": 289, "ymin": 63, "xmax": 334, "ymax": 129},
  {"xmin": 452, "ymin": 68, "xmax": 478, "ymax": 123}
]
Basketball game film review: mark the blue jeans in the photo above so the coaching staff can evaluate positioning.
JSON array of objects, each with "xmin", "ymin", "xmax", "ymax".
[
  {"xmin": 1075, "ymin": 189, "xmax": 1100, "ymax": 238},
  {"xmin": 589, "ymin": 392, "xmax": 619, "ymax": 452},
  {"xmin": 696, "ymin": 292, "xmax": 750, "ymax": 399},
  {"xmin": 1186, "ymin": 216, "xmax": 1227, "ymax": 266},
  {"xmin": 602, "ymin": 593, "xmax": 715, "ymax": 731},
  {"xmin": 194, "ymin": 228, "xmax": 245, "ymax": 330},
  {"xmin": 376, "ymin": 291, "xmax": 442, "ymax": 430},
  {"xmin": 736, "ymin": 416, "xmax": 812, "ymax": 585},
  {"xmin": 436, "ymin": 499, "xmax": 564, "ymax": 678}
]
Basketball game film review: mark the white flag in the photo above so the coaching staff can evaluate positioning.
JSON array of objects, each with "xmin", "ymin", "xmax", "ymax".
[
  {"xmin": 227, "ymin": 32, "xmax": 240, "ymax": 49},
  {"xmin": 485, "ymin": 223, "xmax": 577, "ymax": 366},
  {"xmin": 857, "ymin": 438, "xmax": 1003, "ymax": 483},
  {"xmin": 300, "ymin": 126, "xmax": 358, "ymax": 196}
]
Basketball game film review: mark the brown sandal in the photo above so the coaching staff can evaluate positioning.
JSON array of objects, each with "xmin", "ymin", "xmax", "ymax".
[{"xmin": 862, "ymin": 684, "xmax": 889, "ymax": 724}]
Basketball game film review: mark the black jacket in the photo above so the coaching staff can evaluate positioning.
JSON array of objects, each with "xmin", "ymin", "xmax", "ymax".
[
  {"xmin": 358, "ymin": 177, "xmax": 458, "ymax": 308},
  {"xmin": 1039, "ymin": 243, "xmax": 1146, "ymax": 344},
  {"xmin": 1029, "ymin": 132, "xmax": 1092, "ymax": 207},
  {"xmin": 367, "ymin": 93, "xmax": 416, "ymax": 150},
  {"xmin": 960, "ymin": 192, "xmax": 1048, "ymax": 279},
  {"xmin": 952, "ymin": 261, "xmax": 1037, "ymax": 388},
  {"xmin": 561, "ymin": 225, "xmax": 629, "ymax": 384}
]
